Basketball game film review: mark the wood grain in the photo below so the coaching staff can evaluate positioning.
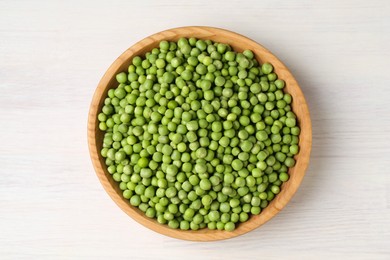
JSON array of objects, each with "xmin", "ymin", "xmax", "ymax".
[{"xmin": 88, "ymin": 26, "xmax": 312, "ymax": 241}]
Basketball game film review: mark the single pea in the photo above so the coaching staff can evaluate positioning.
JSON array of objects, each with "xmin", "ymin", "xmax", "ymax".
[
  {"xmin": 224, "ymin": 222, "xmax": 235, "ymax": 231},
  {"xmin": 215, "ymin": 76, "xmax": 226, "ymax": 87},
  {"xmin": 138, "ymin": 157, "xmax": 149, "ymax": 168},
  {"xmin": 115, "ymin": 151, "xmax": 126, "ymax": 162},
  {"xmin": 116, "ymin": 72, "xmax": 127, "ymax": 84},
  {"xmin": 232, "ymin": 159, "xmax": 244, "ymax": 171},
  {"xmin": 285, "ymin": 157, "xmax": 296, "ymax": 167},
  {"xmin": 199, "ymin": 179, "xmax": 212, "ymax": 190},
  {"xmin": 271, "ymin": 185, "xmax": 280, "ymax": 194},
  {"xmin": 196, "ymin": 40, "xmax": 207, "ymax": 51},
  {"xmin": 208, "ymin": 211, "xmax": 220, "ymax": 222},
  {"xmin": 162, "ymin": 72, "xmax": 174, "ymax": 83},
  {"xmin": 166, "ymin": 165, "xmax": 178, "ymax": 176},
  {"xmin": 180, "ymin": 220, "xmax": 190, "ymax": 230},
  {"xmin": 251, "ymin": 206, "xmax": 261, "ymax": 215},
  {"xmin": 261, "ymin": 63, "xmax": 273, "ymax": 74},
  {"xmin": 186, "ymin": 120, "xmax": 199, "ymax": 131},
  {"xmin": 159, "ymin": 40, "xmax": 170, "ymax": 50},
  {"xmin": 286, "ymin": 117, "xmax": 297, "ymax": 127},
  {"xmin": 217, "ymin": 43, "xmax": 227, "ymax": 54},
  {"xmin": 275, "ymin": 79, "xmax": 285, "ymax": 89},
  {"xmin": 279, "ymin": 172, "xmax": 289, "ymax": 182},
  {"xmin": 165, "ymin": 187, "xmax": 177, "ymax": 198},
  {"xmin": 201, "ymin": 195, "xmax": 213, "ymax": 207},
  {"xmin": 130, "ymin": 195, "xmax": 141, "ymax": 206},
  {"xmin": 291, "ymin": 127, "xmax": 300, "ymax": 136},
  {"xmin": 225, "ymin": 51, "xmax": 236, "ymax": 61},
  {"xmin": 239, "ymin": 212, "xmax": 249, "ymax": 222},
  {"xmin": 243, "ymin": 50, "xmax": 254, "ymax": 59},
  {"xmin": 224, "ymin": 173, "xmax": 234, "ymax": 185},
  {"xmin": 290, "ymin": 144, "xmax": 299, "ymax": 155}
]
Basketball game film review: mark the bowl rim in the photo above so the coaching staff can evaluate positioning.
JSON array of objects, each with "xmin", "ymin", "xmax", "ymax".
[{"xmin": 88, "ymin": 26, "xmax": 312, "ymax": 241}]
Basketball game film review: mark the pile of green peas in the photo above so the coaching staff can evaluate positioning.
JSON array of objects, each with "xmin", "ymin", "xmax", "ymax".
[{"xmin": 98, "ymin": 37, "xmax": 300, "ymax": 231}]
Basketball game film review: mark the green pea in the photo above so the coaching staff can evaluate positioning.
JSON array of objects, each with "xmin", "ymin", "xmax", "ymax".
[{"xmin": 116, "ymin": 72, "xmax": 127, "ymax": 84}]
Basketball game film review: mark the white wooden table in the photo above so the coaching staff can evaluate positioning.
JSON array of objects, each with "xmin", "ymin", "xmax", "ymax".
[{"xmin": 1, "ymin": 0, "xmax": 389, "ymax": 259}]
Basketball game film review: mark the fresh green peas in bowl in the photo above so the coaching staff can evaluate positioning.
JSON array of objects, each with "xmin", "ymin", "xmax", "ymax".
[{"xmin": 88, "ymin": 26, "xmax": 312, "ymax": 241}]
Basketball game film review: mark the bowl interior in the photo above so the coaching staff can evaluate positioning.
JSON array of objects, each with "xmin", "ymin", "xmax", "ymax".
[{"xmin": 88, "ymin": 26, "xmax": 312, "ymax": 241}]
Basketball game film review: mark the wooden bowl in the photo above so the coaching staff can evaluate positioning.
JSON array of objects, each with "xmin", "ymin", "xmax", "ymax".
[{"xmin": 88, "ymin": 26, "xmax": 312, "ymax": 241}]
